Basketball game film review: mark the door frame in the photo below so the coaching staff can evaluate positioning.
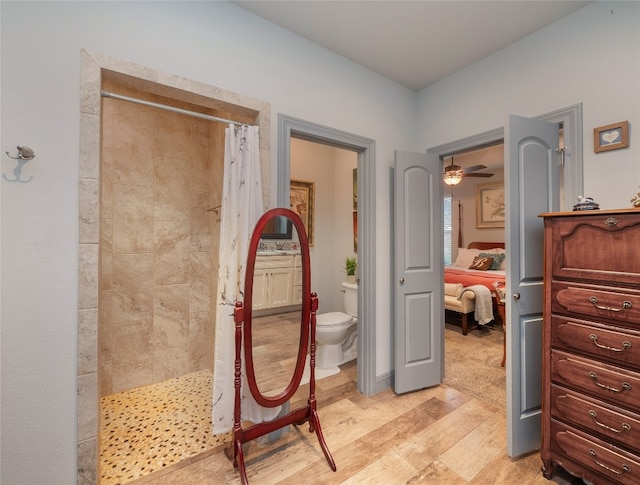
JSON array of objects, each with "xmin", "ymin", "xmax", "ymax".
[
  {"xmin": 428, "ymin": 103, "xmax": 582, "ymax": 446},
  {"xmin": 277, "ymin": 114, "xmax": 378, "ymax": 396},
  {"xmin": 429, "ymin": 103, "xmax": 582, "ymax": 211}
]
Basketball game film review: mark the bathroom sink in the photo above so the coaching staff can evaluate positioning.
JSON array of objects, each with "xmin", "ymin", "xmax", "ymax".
[{"xmin": 257, "ymin": 250, "xmax": 300, "ymax": 256}]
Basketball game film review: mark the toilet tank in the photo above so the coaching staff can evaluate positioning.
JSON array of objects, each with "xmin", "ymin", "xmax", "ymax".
[{"xmin": 341, "ymin": 281, "xmax": 358, "ymax": 317}]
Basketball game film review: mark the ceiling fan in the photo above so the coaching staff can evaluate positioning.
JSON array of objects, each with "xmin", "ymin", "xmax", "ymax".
[{"xmin": 443, "ymin": 157, "xmax": 494, "ymax": 185}]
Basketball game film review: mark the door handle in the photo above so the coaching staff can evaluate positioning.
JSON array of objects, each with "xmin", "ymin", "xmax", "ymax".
[
  {"xmin": 513, "ymin": 292, "xmax": 521, "ymax": 300},
  {"xmin": 399, "ymin": 277, "xmax": 405, "ymax": 285}
]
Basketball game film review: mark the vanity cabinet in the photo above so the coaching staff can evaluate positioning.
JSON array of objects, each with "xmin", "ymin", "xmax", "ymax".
[
  {"xmin": 541, "ymin": 209, "xmax": 640, "ymax": 485},
  {"xmin": 253, "ymin": 254, "xmax": 296, "ymax": 310},
  {"xmin": 293, "ymin": 255, "xmax": 303, "ymax": 305}
]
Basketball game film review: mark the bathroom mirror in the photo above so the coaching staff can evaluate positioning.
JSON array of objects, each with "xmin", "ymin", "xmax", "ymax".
[
  {"xmin": 250, "ymin": 214, "xmax": 305, "ymax": 400},
  {"xmin": 226, "ymin": 208, "xmax": 335, "ymax": 484}
]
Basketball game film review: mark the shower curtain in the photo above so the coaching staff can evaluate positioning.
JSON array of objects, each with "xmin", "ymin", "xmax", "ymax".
[{"xmin": 212, "ymin": 124, "xmax": 279, "ymax": 434}]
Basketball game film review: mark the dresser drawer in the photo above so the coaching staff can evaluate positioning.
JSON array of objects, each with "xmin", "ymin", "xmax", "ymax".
[
  {"xmin": 552, "ymin": 419, "xmax": 640, "ymax": 485},
  {"xmin": 552, "ymin": 316, "xmax": 640, "ymax": 370},
  {"xmin": 548, "ymin": 211, "xmax": 640, "ymax": 287},
  {"xmin": 552, "ymin": 282, "xmax": 640, "ymax": 326},
  {"xmin": 551, "ymin": 350, "xmax": 640, "ymax": 412},
  {"xmin": 551, "ymin": 384, "xmax": 640, "ymax": 453}
]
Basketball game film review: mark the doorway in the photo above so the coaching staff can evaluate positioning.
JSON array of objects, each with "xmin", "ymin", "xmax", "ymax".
[
  {"xmin": 430, "ymin": 103, "xmax": 583, "ymax": 456},
  {"xmin": 277, "ymin": 115, "xmax": 378, "ymax": 395}
]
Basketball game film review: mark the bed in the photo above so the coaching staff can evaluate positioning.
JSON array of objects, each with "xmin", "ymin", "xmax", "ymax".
[{"xmin": 444, "ymin": 242, "xmax": 506, "ymax": 334}]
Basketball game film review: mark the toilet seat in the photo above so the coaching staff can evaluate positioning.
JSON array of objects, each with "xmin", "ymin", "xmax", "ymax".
[{"xmin": 316, "ymin": 312, "xmax": 353, "ymax": 328}]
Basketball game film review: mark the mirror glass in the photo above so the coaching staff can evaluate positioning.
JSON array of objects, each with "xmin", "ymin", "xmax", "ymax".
[{"xmin": 249, "ymin": 213, "xmax": 306, "ymax": 399}]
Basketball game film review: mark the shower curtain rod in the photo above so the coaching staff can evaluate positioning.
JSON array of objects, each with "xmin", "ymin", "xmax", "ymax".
[{"xmin": 100, "ymin": 90, "xmax": 254, "ymax": 127}]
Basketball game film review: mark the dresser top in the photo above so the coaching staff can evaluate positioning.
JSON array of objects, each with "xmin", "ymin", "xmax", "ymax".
[{"xmin": 539, "ymin": 208, "xmax": 640, "ymax": 218}]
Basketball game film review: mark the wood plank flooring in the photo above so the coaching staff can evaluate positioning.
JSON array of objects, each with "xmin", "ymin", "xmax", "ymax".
[{"xmin": 133, "ymin": 350, "xmax": 583, "ymax": 484}]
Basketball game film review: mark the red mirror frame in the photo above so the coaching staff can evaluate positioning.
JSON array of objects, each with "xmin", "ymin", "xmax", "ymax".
[
  {"xmin": 225, "ymin": 208, "xmax": 336, "ymax": 484},
  {"xmin": 243, "ymin": 207, "xmax": 310, "ymax": 407}
]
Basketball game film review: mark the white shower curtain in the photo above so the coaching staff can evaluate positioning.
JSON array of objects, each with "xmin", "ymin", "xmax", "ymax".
[{"xmin": 212, "ymin": 124, "xmax": 280, "ymax": 434}]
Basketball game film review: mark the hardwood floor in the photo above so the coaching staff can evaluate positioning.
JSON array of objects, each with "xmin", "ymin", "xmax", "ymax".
[{"xmin": 133, "ymin": 357, "xmax": 583, "ymax": 484}]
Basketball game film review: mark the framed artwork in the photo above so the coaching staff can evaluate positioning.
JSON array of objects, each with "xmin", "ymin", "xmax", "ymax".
[
  {"xmin": 476, "ymin": 182, "xmax": 505, "ymax": 228},
  {"xmin": 594, "ymin": 121, "xmax": 629, "ymax": 153},
  {"xmin": 353, "ymin": 168, "xmax": 358, "ymax": 252},
  {"xmin": 290, "ymin": 179, "xmax": 315, "ymax": 246},
  {"xmin": 353, "ymin": 168, "xmax": 358, "ymax": 210}
]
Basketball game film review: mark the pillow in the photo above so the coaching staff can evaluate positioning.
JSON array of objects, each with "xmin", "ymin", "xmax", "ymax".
[
  {"xmin": 484, "ymin": 247, "xmax": 507, "ymax": 269},
  {"xmin": 479, "ymin": 252, "xmax": 506, "ymax": 270},
  {"xmin": 469, "ymin": 255, "xmax": 494, "ymax": 271},
  {"xmin": 452, "ymin": 248, "xmax": 481, "ymax": 268}
]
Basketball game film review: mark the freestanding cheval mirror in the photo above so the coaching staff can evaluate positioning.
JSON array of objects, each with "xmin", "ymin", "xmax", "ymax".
[{"xmin": 225, "ymin": 207, "xmax": 336, "ymax": 484}]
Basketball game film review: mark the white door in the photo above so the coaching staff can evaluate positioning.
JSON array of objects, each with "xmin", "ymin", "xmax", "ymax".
[
  {"xmin": 505, "ymin": 115, "xmax": 560, "ymax": 456},
  {"xmin": 393, "ymin": 150, "xmax": 443, "ymax": 394}
]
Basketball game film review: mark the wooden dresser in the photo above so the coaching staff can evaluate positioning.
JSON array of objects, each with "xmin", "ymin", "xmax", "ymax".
[{"xmin": 541, "ymin": 209, "xmax": 640, "ymax": 484}]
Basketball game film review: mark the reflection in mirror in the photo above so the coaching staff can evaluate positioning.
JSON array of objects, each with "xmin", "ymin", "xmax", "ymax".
[
  {"xmin": 260, "ymin": 215, "xmax": 293, "ymax": 240},
  {"xmin": 252, "ymin": 215, "xmax": 304, "ymax": 398}
]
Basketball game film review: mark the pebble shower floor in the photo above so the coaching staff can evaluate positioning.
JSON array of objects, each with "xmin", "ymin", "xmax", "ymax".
[{"xmin": 100, "ymin": 370, "xmax": 231, "ymax": 484}]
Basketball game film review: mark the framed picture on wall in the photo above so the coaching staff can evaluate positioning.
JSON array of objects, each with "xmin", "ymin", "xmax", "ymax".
[
  {"xmin": 290, "ymin": 179, "xmax": 315, "ymax": 246},
  {"xmin": 353, "ymin": 168, "xmax": 358, "ymax": 252},
  {"xmin": 594, "ymin": 120, "xmax": 629, "ymax": 153},
  {"xmin": 476, "ymin": 182, "xmax": 505, "ymax": 228}
]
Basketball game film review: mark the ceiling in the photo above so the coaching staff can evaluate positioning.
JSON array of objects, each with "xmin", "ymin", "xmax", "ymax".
[{"xmin": 233, "ymin": 1, "xmax": 590, "ymax": 91}]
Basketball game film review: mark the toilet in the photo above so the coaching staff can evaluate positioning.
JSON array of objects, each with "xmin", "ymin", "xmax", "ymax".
[{"xmin": 315, "ymin": 281, "xmax": 358, "ymax": 371}]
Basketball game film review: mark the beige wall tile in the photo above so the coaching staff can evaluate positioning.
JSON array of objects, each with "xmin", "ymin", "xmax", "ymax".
[
  {"xmin": 154, "ymin": 221, "xmax": 190, "ymax": 285},
  {"xmin": 79, "ymin": 113, "xmax": 100, "ymax": 179},
  {"xmin": 77, "ymin": 373, "xmax": 98, "ymax": 441},
  {"xmin": 189, "ymin": 310, "xmax": 212, "ymax": 371},
  {"xmin": 190, "ymin": 191, "xmax": 212, "ymax": 252},
  {"xmin": 100, "ymin": 146, "xmax": 113, "ymax": 219},
  {"xmin": 189, "ymin": 251, "xmax": 211, "ymax": 313},
  {"xmin": 152, "ymin": 111, "xmax": 190, "ymax": 159},
  {"xmin": 78, "ymin": 243, "xmax": 98, "ymax": 310},
  {"xmin": 152, "ymin": 284, "xmax": 189, "ymax": 351},
  {"xmin": 100, "ymin": 223, "xmax": 113, "ymax": 291},
  {"xmin": 111, "ymin": 253, "xmax": 154, "ymax": 324},
  {"xmin": 78, "ymin": 308, "xmax": 98, "ymax": 375},
  {"xmin": 110, "ymin": 319, "xmax": 154, "ymax": 392},
  {"xmin": 77, "ymin": 437, "xmax": 97, "ymax": 485},
  {"xmin": 79, "ymin": 178, "xmax": 99, "ymax": 244},
  {"xmin": 154, "ymin": 155, "xmax": 190, "ymax": 222},
  {"xmin": 153, "ymin": 347, "xmax": 190, "ymax": 383},
  {"xmin": 113, "ymin": 184, "xmax": 154, "ymax": 253},
  {"xmin": 112, "ymin": 112, "xmax": 154, "ymax": 187}
]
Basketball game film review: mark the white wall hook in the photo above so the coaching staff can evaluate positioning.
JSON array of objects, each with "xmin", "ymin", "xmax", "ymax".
[
  {"xmin": 6, "ymin": 145, "xmax": 35, "ymax": 160},
  {"xmin": 3, "ymin": 146, "xmax": 35, "ymax": 183}
]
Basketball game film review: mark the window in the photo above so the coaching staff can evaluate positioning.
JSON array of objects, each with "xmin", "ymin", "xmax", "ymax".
[{"xmin": 443, "ymin": 195, "xmax": 453, "ymax": 265}]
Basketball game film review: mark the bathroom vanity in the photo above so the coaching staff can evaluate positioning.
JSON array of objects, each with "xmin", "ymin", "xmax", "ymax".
[{"xmin": 253, "ymin": 252, "xmax": 302, "ymax": 310}]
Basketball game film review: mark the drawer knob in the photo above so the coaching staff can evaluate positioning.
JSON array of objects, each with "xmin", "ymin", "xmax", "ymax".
[
  {"xmin": 588, "ymin": 371, "xmax": 632, "ymax": 393},
  {"xmin": 588, "ymin": 410, "xmax": 632, "ymax": 434},
  {"xmin": 589, "ymin": 333, "xmax": 632, "ymax": 353},
  {"xmin": 604, "ymin": 217, "xmax": 619, "ymax": 227},
  {"xmin": 589, "ymin": 449, "xmax": 631, "ymax": 476},
  {"xmin": 589, "ymin": 296, "xmax": 632, "ymax": 313}
]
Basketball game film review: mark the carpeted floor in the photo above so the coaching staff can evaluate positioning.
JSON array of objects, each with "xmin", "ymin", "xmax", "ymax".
[{"xmin": 443, "ymin": 322, "xmax": 506, "ymax": 410}]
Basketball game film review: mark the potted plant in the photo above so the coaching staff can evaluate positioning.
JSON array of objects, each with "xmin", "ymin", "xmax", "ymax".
[{"xmin": 345, "ymin": 256, "xmax": 357, "ymax": 283}]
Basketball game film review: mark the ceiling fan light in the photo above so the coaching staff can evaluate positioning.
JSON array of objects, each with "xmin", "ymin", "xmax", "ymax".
[{"xmin": 443, "ymin": 170, "xmax": 462, "ymax": 185}]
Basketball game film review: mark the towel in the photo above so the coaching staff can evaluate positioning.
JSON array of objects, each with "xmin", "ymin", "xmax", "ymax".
[{"xmin": 459, "ymin": 285, "xmax": 494, "ymax": 325}]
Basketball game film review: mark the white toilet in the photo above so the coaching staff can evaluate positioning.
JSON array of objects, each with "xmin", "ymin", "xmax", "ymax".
[{"xmin": 315, "ymin": 281, "xmax": 358, "ymax": 371}]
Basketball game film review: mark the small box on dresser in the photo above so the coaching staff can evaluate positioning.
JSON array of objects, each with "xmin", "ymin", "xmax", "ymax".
[{"xmin": 541, "ymin": 209, "xmax": 640, "ymax": 485}]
